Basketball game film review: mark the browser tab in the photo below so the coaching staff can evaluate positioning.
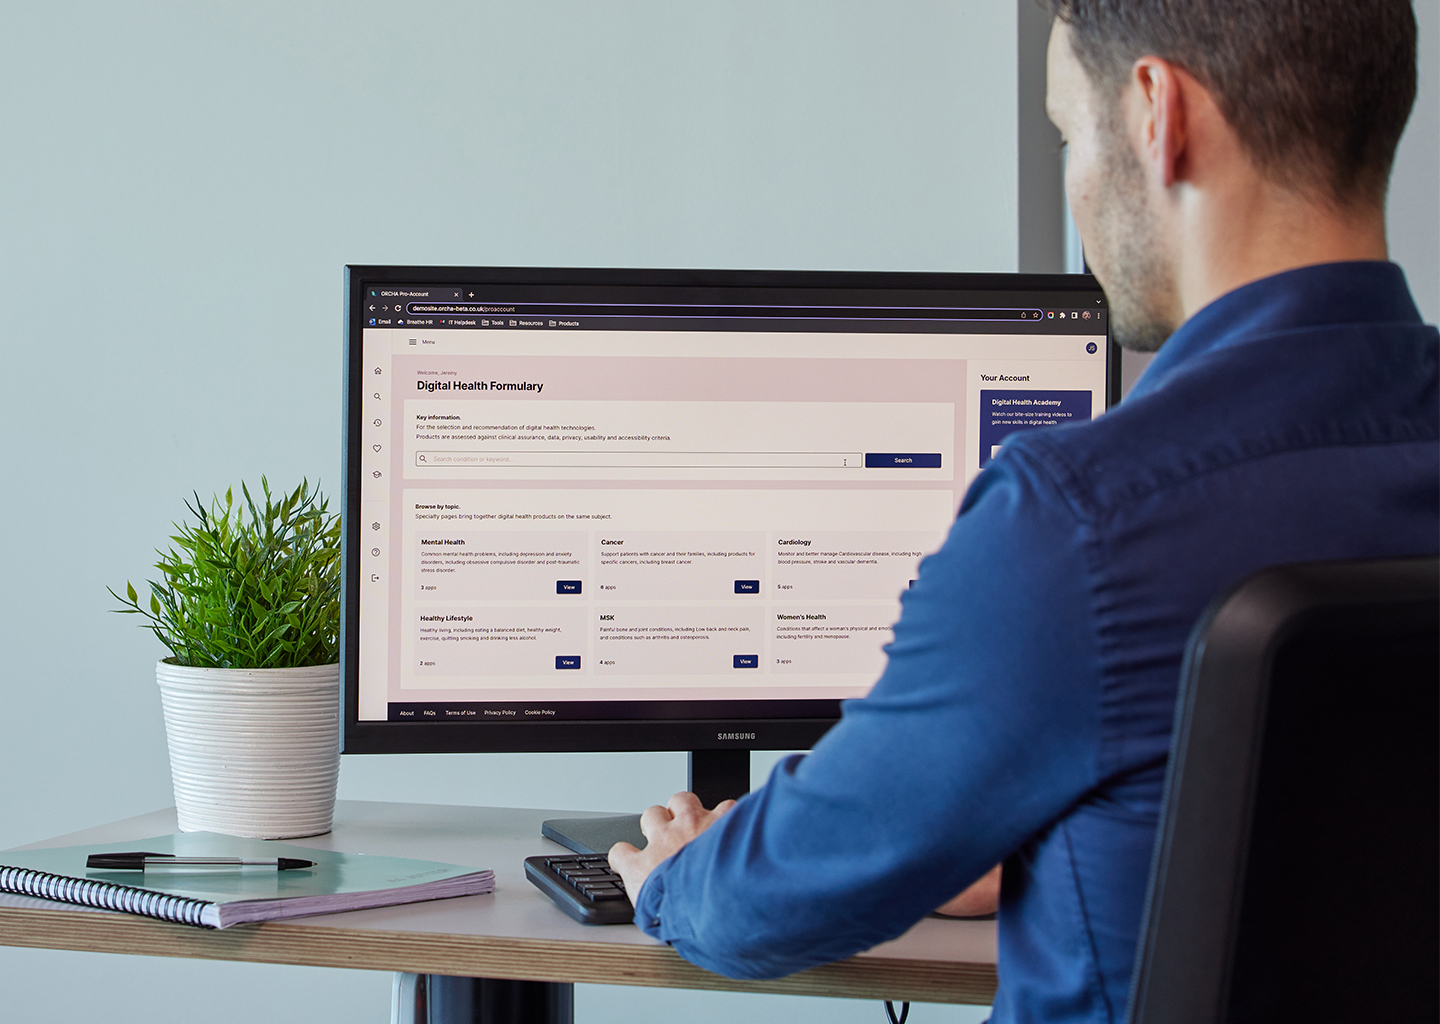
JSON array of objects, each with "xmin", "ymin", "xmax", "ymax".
[{"xmin": 371, "ymin": 285, "xmax": 463, "ymax": 301}]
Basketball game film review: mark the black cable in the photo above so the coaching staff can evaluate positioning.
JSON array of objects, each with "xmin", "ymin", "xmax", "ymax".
[{"xmin": 884, "ymin": 1000, "xmax": 910, "ymax": 1024}]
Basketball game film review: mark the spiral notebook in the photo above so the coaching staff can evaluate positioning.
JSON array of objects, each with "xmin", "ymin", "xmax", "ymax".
[{"xmin": 0, "ymin": 832, "xmax": 494, "ymax": 929}]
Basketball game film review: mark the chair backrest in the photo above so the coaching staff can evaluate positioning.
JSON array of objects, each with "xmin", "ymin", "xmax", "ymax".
[{"xmin": 1127, "ymin": 556, "xmax": 1439, "ymax": 1024}]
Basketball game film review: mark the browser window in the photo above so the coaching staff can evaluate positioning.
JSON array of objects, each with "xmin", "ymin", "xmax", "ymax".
[{"xmin": 355, "ymin": 292, "xmax": 1108, "ymax": 723}]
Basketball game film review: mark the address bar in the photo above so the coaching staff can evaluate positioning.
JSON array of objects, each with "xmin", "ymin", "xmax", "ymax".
[{"xmin": 414, "ymin": 450, "xmax": 865, "ymax": 469}]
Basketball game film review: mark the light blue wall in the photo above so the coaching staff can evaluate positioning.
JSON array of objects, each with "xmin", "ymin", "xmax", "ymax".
[
  {"xmin": 0, "ymin": 0, "xmax": 1018, "ymax": 847},
  {"xmin": 1389, "ymin": 0, "xmax": 1440, "ymax": 323},
  {"xmin": 0, "ymin": 2, "xmax": 1012, "ymax": 1022}
]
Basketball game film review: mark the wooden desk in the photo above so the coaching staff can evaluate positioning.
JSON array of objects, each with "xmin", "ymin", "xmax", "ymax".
[{"xmin": 0, "ymin": 800, "xmax": 997, "ymax": 1007}]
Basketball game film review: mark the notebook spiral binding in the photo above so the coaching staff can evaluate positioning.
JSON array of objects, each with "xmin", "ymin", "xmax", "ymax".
[{"xmin": 0, "ymin": 864, "xmax": 215, "ymax": 928}]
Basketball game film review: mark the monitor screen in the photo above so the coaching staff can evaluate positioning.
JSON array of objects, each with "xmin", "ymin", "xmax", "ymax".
[{"xmin": 342, "ymin": 267, "xmax": 1113, "ymax": 755}]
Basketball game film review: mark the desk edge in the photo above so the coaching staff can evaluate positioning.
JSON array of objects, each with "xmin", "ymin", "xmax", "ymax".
[{"xmin": 0, "ymin": 904, "xmax": 996, "ymax": 1005}]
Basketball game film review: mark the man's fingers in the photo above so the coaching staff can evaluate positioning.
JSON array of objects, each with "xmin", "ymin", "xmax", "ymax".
[
  {"xmin": 667, "ymin": 791, "xmax": 706, "ymax": 817},
  {"xmin": 639, "ymin": 791, "xmax": 736, "ymax": 848},
  {"xmin": 608, "ymin": 841, "xmax": 638, "ymax": 866},
  {"xmin": 638, "ymin": 803, "xmax": 674, "ymax": 838}
]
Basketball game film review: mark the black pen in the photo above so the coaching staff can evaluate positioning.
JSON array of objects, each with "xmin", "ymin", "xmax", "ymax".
[{"xmin": 86, "ymin": 852, "xmax": 315, "ymax": 871}]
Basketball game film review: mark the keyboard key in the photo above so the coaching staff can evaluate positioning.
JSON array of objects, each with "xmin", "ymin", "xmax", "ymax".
[{"xmin": 524, "ymin": 853, "xmax": 635, "ymax": 924}]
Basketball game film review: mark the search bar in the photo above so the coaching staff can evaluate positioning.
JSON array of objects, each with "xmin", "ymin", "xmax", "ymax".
[{"xmin": 415, "ymin": 451, "xmax": 865, "ymax": 468}]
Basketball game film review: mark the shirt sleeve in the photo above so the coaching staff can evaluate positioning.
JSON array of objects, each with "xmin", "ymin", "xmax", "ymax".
[{"xmin": 632, "ymin": 448, "xmax": 1105, "ymax": 979}]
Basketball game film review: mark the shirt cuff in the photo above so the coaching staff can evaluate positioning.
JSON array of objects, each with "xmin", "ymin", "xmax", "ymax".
[{"xmin": 632, "ymin": 858, "xmax": 668, "ymax": 937}]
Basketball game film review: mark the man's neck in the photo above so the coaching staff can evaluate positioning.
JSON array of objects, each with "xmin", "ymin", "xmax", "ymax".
[{"xmin": 1173, "ymin": 180, "xmax": 1389, "ymax": 321}]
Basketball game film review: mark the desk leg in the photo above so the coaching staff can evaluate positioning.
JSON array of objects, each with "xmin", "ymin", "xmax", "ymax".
[{"xmin": 393, "ymin": 973, "xmax": 575, "ymax": 1024}]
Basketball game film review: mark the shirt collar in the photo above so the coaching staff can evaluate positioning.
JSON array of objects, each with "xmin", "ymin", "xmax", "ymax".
[{"xmin": 1127, "ymin": 261, "xmax": 1423, "ymax": 400}]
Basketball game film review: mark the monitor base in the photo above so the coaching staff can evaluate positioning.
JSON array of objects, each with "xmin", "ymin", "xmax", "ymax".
[
  {"xmin": 541, "ymin": 814, "xmax": 646, "ymax": 855},
  {"xmin": 540, "ymin": 749, "xmax": 753, "ymax": 855}
]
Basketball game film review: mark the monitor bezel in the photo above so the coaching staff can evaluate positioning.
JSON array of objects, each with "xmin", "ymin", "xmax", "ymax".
[{"xmin": 341, "ymin": 265, "xmax": 1116, "ymax": 754}]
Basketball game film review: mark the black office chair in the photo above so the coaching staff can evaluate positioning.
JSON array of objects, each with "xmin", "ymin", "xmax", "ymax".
[{"xmin": 1127, "ymin": 556, "xmax": 1439, "ymax": 1024}]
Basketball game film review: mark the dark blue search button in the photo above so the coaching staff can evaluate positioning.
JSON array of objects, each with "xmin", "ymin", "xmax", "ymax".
[
  {"xmin": 556, "ymin": 580, "xmax": 582, "ymax": 594},
  {"xmin": 865, "ymin": 453, "xmax": 942, "ymax": 468},
  {"xmin": 734, "ymin": 580, "xmax": 760, "ymax": 594},
  {"xmin": 733, "ymin": 655, "xmax": 759, "ymax": 669},
  {"xmin": 555, "ymin": 656, "xmax": 582, "ymax": 670}
]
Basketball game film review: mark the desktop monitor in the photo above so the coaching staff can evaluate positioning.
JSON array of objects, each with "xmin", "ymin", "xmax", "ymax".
[{"xmin": 341, "ymin": 266, "xmax": 1115, "ymax": 812}]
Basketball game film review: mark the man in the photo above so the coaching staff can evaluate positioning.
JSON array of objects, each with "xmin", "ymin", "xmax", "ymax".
[{"xmin": 611, "ymin": 1, "xmax": 1438, "ymax": 1019}]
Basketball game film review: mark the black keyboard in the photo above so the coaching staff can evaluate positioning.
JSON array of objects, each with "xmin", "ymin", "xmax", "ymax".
[{"xmin": 524, "ymin": 853, "xmax": 634, "ymax": 925}]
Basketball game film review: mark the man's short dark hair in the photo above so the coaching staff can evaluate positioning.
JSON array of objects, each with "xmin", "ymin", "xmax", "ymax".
[{"xmin": 1046, "ymin": 0, "xmax": 1417, "ymax": 206}]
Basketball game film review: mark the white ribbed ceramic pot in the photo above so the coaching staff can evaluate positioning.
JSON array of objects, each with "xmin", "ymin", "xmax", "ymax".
[{"xmin": 155, "ymin": 660, "xmax": 340, "ymax": 839}]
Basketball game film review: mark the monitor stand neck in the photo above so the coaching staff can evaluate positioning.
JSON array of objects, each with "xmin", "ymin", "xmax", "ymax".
[
  {"xmin": 688, "ymin": 748, "xmax": 750, "ymax": 808},
  {"xmin": 540, "ymin": 749, "xmax": 752, "ymax": 855}
]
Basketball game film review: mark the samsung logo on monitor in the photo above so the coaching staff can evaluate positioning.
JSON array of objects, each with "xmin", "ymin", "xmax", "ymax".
[{"xmin": 717, "ymin": 732, "xmax": 757, "ymax": 741}]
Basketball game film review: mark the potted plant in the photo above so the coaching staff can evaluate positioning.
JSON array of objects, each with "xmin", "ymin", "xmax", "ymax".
[{"xmin": 111, "ymin": 479, "xmax": 342, "ymax": 838}]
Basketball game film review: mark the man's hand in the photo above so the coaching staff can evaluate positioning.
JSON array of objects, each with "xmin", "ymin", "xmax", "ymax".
[{"xmin": 609, "ymin": 792, "xmax": 737, "ymax": 904}]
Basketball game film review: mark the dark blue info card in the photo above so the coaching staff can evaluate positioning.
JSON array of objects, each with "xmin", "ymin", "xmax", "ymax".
[{"xmin": 978, "ymin": 390, "xmax": 1093, "ymax": 468}]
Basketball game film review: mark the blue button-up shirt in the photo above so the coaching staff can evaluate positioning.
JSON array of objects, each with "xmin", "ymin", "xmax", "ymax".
[{"xmin": 636, "ymin": 261, "xmax": 1439, "ymax": 1023}]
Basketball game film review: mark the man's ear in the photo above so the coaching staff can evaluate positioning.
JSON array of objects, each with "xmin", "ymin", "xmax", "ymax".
[{"xmin": 1131, "ymin": 56, "xmax": 1186, "ymax": 189}]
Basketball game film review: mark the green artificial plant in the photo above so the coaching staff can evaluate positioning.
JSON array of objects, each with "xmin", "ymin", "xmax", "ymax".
[{"xmin": 110, "ymin": 479, "xmax": 342, "ymax": 668}]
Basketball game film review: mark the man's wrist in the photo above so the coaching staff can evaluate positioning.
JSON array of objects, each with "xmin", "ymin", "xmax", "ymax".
[{"xmin": 629, "ymin": 859, "xmax": 664, "ymax": 932}]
